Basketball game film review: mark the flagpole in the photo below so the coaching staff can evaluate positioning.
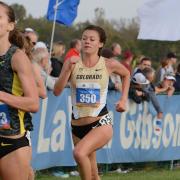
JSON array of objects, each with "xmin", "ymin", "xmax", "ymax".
[{"xmin": 49, "ymin": 0, "xmax": 64, "ymax": 58}]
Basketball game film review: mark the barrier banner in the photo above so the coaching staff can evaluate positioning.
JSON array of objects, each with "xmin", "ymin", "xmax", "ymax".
[{"xmin": 31, "ymin": 89, "xmax": 180, "ymax": 170}]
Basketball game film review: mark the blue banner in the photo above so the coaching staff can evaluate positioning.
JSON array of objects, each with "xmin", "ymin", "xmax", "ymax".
[
  {"xmin": 47, "ymin": 0, "xmax": 80, "ymax": 26},
  {"xmin": 31, "ymin": 89, "xmax": 180, "ymax": 170}
]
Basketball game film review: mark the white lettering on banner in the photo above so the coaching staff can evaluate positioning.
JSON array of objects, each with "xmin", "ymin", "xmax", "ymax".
[
  {"xmin": 173, "ymin": 114, "xmax": 180, "ymax": 147},
  {"xmin": 134, "ymin": 102, "xmax": 149, "ymax": 149},
  {"xmin": 134, "ymin": 114, "xmax": 142, "ymax": 149},
  {"xmin": 120, "ymin": 100, "xmax": 136, "ymax": 149},
  {"xmin": 51, "ymin": 111, "xmax": 66, "ymax": 152},
  {"xmin": 141, "ymin": 113, "xmax": 152, "ymax": 149},
  {"xmin": 37, "ymin": 98, "xmax": 67, "ymax": 153},
  {"xmin": 119, "ymin": 100, "xmax": 180, "ymax": 150},
  {"xmin": 162, "ymin": 114, "xmax": 174, "ymax": 148},
  {"xmin": 37, "ymin": 98, "xmax": 50, "ymax": 153},
  {"xmin": 152, "ymin": 132, "xmax": 161, "ymax": 149}
]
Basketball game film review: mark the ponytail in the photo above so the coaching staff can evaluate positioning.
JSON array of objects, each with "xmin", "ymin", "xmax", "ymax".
[{"xmin": 9, "ymin": 28, "xmax": 25, "ymax": 49}]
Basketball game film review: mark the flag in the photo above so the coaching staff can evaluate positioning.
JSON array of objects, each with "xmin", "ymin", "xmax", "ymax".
[
  {"xmin": 137, "ymin": 0, "xmax": 180, "ymax": 41},
  {"xmin": 47, "ymin": 0, "xmax": 80, "ymax": 26}
]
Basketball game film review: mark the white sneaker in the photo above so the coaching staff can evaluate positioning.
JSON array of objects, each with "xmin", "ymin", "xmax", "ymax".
[
  {"xmin": 52, "ymin": 171, "xmax": 69, "ymax": 178},
  {"xmin": 70, "ymin": 170, "xmax": 79, "ymax": 176}
]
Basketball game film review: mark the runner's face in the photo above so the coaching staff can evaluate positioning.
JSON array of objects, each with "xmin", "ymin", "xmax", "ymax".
[
  {"xmin": 0, "ymin": 5, "xmax": 14, "ymax": 38},
  {"xmin": 81, "ymin": 30, "xmax": 103, "ymax": 55}
]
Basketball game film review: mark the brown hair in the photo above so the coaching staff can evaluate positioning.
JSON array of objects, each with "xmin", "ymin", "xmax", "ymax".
[
  {"xmin": 101, "ymin": 48, "xmax": 113, "ymax": 58},
  {"xmin": 23, "ymin": 36, "xmax": 33, "ymax": 60},
  {"xmin": 83, "ymin": 25, "xmax": 106, "ymax": 56},
  {"xmin": 0, "ymin": 1, "xmax": 25, "ymax": 48},
  {"xmin": 142, "ymin": 67, "xmax": 155, "ymax": 78},
  {"xmin": 70, "ymin": 39, "xmax": 80, "ymax": 48},
  {"xmin": 161, "ymin": 58, "xmax": 169, "ymax": 68},
  {"xmin": 140, "ymin": 57, "xmax": 152, "ymax": 64}
]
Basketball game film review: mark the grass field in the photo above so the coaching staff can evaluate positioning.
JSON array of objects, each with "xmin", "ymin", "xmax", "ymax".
[{"xmin": 36, "ymin": 169, "xmax": 180, "ymax": 180}]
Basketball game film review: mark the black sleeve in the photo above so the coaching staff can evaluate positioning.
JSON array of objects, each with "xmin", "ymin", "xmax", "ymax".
[
  {"xmin": 50, "ymin": 58, "xmax": 63, "ymax": 77},
  {"xmin": 129, "ymin": 87, "xmax": 143, "ymax": 104}
]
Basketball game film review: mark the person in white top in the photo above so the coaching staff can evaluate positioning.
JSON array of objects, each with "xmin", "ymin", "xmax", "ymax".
[
  {"xmin": 54, "ymin": 25, "xmax": 130, "ymax": 180},
  {"xmin": 166, "ymin": 52, "xmax": 177, "ymax": 75}
]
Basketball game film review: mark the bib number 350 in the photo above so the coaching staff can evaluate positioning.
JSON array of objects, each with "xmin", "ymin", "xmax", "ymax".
[{"xmin": 80, "ymin": 93, "xmax": 96, "ymax": 103}]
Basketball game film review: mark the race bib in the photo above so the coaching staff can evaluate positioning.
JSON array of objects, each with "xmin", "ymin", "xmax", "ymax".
[
  {"xmin": 76, "ymin": 82, "xmax": 100, "ymax": 107},
  {"xmin": 92, "ymin": 114, "xmax": 113, "ymax": 129},
  {"xmin": 0, "ymin": 103, "xmax": 11, "ymax": 129},
  {"xmin": 99, "ymin": 114, "xmax": 113, "ymax": 126}
]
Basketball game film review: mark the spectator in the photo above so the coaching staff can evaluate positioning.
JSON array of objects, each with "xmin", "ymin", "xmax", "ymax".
[
  {"xmin": 129, "ymin": 73, "xmax": 150, "ymax": 104},
  {"xmin": 50, "ymin": 41, "xmax": 65, "ymax": 77},
  {"xmin": 24, "ymin": 27, "xmax": 38, "ymax": 46},
  {"xmin": 32, "ymin": 48, "xmax": 57, "ymax": 90},
  {"xmin": 111, "ymin": 42, "xmax": 122, "ymax": 58},
  {"xmin": 101, "ymin": 48, "xmax": 122, "ymax": 91},
  {"xmin": 156, "ymin": 74, "xmax": 176, "ymax": 96},
  {"xmin": 101, "ymin": 48, "xmax": 113, "ymax": 58},
  {"xmin": 155, "ymin": 58, "xmax": 169, "ymax": 83},
  {"xmin": 166, "ymin": 52, "xmax": 177, "ymax": 74},
  {"xmin": 132, "ymin": 55, "xmax": 145, "ymax": 69},
  {"xmin": 130, "ymin": 68, "xmax": 163, "ymax": 119},
  {"xmin": 34, "ymin": 41, "xmax": 52, "ymax": 75},
  {"xmin": 34, "ymin": 41, "xmax": 48, "ymax": 50},
  {"xmin": 142, "ymin": 67, "xmax": 163, "ymax": 119},
  {"xmin": 64, "ymin": 39, "xmax": 81, "ymax": 62},
  {"xmin": 133, "ymin": 57, "xmax": 152, "ymax": 75},
  {"xmin": 121, "ymin": 50, "xmax": 134, "ymax": 75},
  {"xmin": 108, "ymin": 43, "xmax": 123, "ymax": 91},
  {"xmin": 174, "ymin": 63, "xmax": 180, "ymax": 92},
  {"xmin": 21, "ymin": 34, "xmax": 47, "ymax": 99}
]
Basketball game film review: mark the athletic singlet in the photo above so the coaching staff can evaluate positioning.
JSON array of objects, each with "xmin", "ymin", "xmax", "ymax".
[
  {"xmin": 70, "ymin": 56, "xmax": 109, "ymax": 119},
  {"xmin": 0, "ymin": 45, "xmax": 33, "ymax": 136}
]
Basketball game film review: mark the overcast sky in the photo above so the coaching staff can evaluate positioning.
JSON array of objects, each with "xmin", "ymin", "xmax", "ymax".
[{"xmin": 6, "ymin": 0, "xmax": 144, "ymax": 22}]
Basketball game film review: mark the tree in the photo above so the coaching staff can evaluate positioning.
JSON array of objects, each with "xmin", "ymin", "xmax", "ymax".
[{"xmin": 11, "ymin": 3, "xmax": 26, "ymax": 22}]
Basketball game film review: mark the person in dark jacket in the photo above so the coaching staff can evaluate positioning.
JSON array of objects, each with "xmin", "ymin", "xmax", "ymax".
[
  {"xmin": 129, "ymin": 68, "xmax": 163, "ymax": 119},
  {"xmin": 50, "ymin": 41, "xmax": 65, "ymax": 77}
]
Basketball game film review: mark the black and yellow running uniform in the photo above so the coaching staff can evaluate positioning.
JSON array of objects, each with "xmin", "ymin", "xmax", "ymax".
[
  {"xmin": 0, "ymin": 45, "xmax": 33, "ymax": 136},
  {"xmin": 70, "ymin": 56, "xmax": 109, "ymax": 119}
]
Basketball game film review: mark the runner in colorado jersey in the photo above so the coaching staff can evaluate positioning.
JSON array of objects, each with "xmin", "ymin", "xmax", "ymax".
[
  {"xmin": 70, "ymin": 56, "xmax": 109, "ymax": 119},
  {"xmin": 54, "ymin": 25, "xmax": 130, "ymax": 180}
]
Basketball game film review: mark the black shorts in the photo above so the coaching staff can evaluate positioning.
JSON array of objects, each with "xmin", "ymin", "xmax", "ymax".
[
  {"xmin": 71, "ymin": 114, "xmax": 112, "ymax": 139},
  {"xmin": 0, "ymin": 133, "xmax": 30, "ymax": 159}
]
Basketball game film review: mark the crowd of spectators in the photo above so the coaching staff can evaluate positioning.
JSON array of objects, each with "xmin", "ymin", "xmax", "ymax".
[
  {"xmin": 22, "ymin": 27, "xmax": 180, "ymax": 124},
  {"xmin": 22, "ymin": 27, "xmax": 180, "ymax": 120}
]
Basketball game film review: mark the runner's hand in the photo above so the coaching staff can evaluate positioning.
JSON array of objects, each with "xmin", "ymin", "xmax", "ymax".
[{"xmin": 115, "ymin": 99, "xmax": 127, "ymax": 112}]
